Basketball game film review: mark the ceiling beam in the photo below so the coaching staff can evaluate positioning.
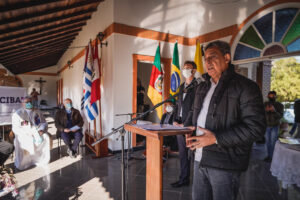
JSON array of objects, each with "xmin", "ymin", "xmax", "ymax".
[
  {"xmin": 0, "ymin": 26, "xmax": 82, "ymax": 48},
  {"xmin": 0, "ymin": 11, "xmax": 92, "ymax": 37},
  {"xmin": 0, "ymin": 31, "xmax": 79, "ymax": 53},
  {"xmin": 3, "ymin": 49, "xmax": 67, "ymax": 66},
  {"xmin": 0, "ymin": 40, "xmax": 73, "ymax": 61},
  {"xmin": 0, "ymin": 37, "xmax": 75, "ymax": 58},
  {"xmin": 2, "ymin": 45, "xmax": 70, "ymax": 65},
  {"xmin": 0, "ymin": 20, "xmax": 86, "ymax": 45},
  {"xmin": 0, "ymin": 0, "xmax": 61, "ymax": 13},
  {"xmin": 9, "ymin": 53, "xmax": 62, "ymax": 74},
  {"xmin": 0, "ymin": 0, "xmax": 100, "ymax": 26},
  {"xmin": 26, "ymin": 58, "xmax": 62, "ymax": 72},
  {"xmin": 12, "ymin": 60, "xmax": 59, "ymax": 74}
]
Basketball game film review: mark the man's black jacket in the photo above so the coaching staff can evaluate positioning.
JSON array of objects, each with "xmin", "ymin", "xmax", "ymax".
[
  {"xmin": 264, "ymin": 101, "xmax": 283, "ymax": 127},
  {"xmin": 174, "ymin": 80, "xmax": 197, "ymax": 124},
  {"xmin": 184, "ymin": 65, "xmax": 266, "ymax": 171},
  {"xmin": 55, "ymin": 107, "xmax": 84, "ymax": 138}
]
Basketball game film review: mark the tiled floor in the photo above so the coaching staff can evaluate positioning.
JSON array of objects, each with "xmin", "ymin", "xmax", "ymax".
[{"xmin": 2, "ymin": 117, "xmax": 300, "ymax": 200}]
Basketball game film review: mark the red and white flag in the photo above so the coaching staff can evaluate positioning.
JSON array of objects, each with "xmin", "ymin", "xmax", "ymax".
[{"xmin": 91, "ymin": 39, "xmax": 101, "ymax": 104}]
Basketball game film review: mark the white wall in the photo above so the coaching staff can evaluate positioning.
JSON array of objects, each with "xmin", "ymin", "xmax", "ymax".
[
  {"xmin": 17, "ymin": 66, "xmax": 57, "ymax": 107},
  {"xmin": 114, "ymin": 0, "xmax": 275, "ymax": 37},
  {"xmin": 57, "ymin": 0, "xmax": 116, "ymax": 149},
  {"xmin": 57, "ymin": 0, "xmax": 114, "ymax": 69},
  {"xmin": 56, "ymin": 0, "xmax": 281, "ymax": 150}
]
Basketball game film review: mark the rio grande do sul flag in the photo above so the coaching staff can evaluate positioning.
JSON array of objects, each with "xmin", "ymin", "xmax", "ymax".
[
  {"xmin": 147, "ymin": 44, "xmax": 163, "ymax": 119},
  {"xmin": 170, "ymin": 41, "xmax": 180, "ymax": 96}
]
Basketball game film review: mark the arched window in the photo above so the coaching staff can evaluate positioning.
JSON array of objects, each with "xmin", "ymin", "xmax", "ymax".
[{"xmin": 233, "ymin": 7, "xmax": 300, "ymax": 62}]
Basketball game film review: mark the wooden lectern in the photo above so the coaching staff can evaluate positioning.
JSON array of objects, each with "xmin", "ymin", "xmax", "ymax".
[{"xmin": 124, "ymin": 124, "xmax": 193, "ymax": 200}]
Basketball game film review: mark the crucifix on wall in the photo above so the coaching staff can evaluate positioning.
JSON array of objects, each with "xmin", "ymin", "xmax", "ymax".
[{"xmin": 35, "ymin": 77, "xmax": 46, "ymax": 95}]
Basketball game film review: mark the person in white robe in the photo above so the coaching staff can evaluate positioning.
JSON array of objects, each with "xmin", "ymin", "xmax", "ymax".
[{"xmin": 12, "ymin": 96, "xmax": 50, "ymax": 170}]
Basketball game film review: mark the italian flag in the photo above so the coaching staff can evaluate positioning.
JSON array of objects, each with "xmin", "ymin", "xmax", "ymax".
[{"xmin": 147, "ymin": 44, "xmax": 163, "ymax": 119}]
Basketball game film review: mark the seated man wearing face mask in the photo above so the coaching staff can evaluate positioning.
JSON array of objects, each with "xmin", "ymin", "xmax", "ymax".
[
  {"xmin": 55, "ymin": 98, "xmax": 84, "ymax": 158},
  {"xmin": 171, "ymin": 61, "xmax": 198, "ymax": 188},
  {"xmin": 12, "ymin": 96, "xmax": 50, "ymax": 170},
  {"xmin": 161, "ymin": 102, "xmax": 176, "ymax": 125},
  {"xmin": 161, "ymin": 103, "xmax": 178, "ymax": 151}
]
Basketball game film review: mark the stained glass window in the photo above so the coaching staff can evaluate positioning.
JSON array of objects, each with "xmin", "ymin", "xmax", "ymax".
[
  {"xmin": 234, "ymin": 43, "xmax": 261, "ymax": 60},
  {"xmin": 275, "ymin": 8, "xmax": 298, "ymax": 42},
  {"xmin": 287, "ymin": 37, "xmax": 300, "ymax": 52},
  {"xmin": 254, "ymin": 12, "xmax": 273, "ymax": 44},
  {"xmin": 233, "ymin": 8, "xmax": 300, "ymax": 61},
  {"xmin": 240, "ymin": 26, "xmax": 265, "ymax": 49},
  {"xmin": 282, "ymin": 13, "xmax": 300, "ymax": 45}
]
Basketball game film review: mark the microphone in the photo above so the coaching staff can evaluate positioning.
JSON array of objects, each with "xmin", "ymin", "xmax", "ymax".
[{"xmin": 183, "ymin": 77, "xmax": 203, "ymax": 93}]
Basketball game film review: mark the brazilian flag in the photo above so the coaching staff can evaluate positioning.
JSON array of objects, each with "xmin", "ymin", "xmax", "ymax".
[{"xmin": 170, "ymin": 42, "xmax": 180, "ymax": 96}]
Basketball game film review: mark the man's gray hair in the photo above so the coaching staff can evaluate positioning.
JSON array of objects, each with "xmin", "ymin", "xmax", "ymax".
[
  {"xmin": 64, "ymin": 98, "xmax": 72, "ymax": 103},
  {"xmin": 204, "ymin": 40, "xmax": 231, "ymax": 56}
]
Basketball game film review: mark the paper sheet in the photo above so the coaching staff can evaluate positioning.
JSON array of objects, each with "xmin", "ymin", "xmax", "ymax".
[
  {"xmin": 133, "ymin": 124, "xmax": 190, "ymax": 131},
  {"xmin": 69, "ymin": 125, "xmax": 80, "ymax": 131},
  {"xmin": 279, "ymin": 138, "xmax": 300, "ymax": 145}
]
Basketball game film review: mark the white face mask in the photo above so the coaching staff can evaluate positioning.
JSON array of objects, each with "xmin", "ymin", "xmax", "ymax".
[
  {"xmin": 182, "ymin": 69, "xmax": 193, "ymax": 79},
  {"xmin": 166, "ymin": 105, "xmax": 174, "ymax": 113}
]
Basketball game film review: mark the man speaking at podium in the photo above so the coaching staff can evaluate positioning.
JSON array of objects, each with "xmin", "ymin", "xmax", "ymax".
[{"xmin": 184, "ymin": 41, "xmax": 266, "ymax": 200}]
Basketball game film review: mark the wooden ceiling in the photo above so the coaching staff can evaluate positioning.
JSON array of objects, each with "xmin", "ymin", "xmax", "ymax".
[{"xmin": 0, "ymin": 0, "xmax": 103, "ymax": 74}]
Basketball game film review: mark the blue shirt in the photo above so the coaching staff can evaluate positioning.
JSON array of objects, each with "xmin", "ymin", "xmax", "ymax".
[{"xmin": 66, "ymin": 111, "xmax": 73, "ymax": 128}]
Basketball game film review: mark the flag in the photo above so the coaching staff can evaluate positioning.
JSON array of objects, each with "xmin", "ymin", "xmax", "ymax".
[
  {"xmin": 147, "ymin": 44, "xmax": 163, "ymax": 119},
  {"xmin": 82, "ymin": 41, "xmax": 98, "ymax": 122},
  {"xmin": 91, "ymin": 38, "xmax": 101, "ymax": 104},
  {"xmin": 170, "ymin": 41, "xmax": 181, "ymax": 96},
  {"xmin": 194, "ymin": 40, "xmax": 204, "ymax": 75}
]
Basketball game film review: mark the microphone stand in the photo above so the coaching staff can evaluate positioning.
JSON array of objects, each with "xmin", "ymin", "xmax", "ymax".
[{"xmin": 91, "ymin": 92, "xmax": 181, "ymax": 200}]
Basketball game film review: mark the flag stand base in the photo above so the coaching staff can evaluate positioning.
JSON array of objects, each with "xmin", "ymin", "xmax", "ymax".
[{"xmin": 85, "ymin": 130, "xmax": 111, "ymax": 158}]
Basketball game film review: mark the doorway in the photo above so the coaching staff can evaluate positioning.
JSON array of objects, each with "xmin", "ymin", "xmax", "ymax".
[
  {"xmin": 56, "ymin": 78, "xmax": 63, "ymax": 106},
  {"xmin": 132, "ymin": 54, "xmax": 171, "ymax": 147}
]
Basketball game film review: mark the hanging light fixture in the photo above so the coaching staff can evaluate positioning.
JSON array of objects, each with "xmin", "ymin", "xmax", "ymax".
[{"xmin": 97, "ymin": 32, "xmax": 108, "ymax": 48}]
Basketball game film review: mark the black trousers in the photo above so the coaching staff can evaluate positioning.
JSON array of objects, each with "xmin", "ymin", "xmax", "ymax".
[
  {"xmin": 176, "ymin": 134, "xmax": 190, "ymax": 182},
  {"xmin": 0, "ymin": 141, "xmax": 14, "ymax": 166},
  {"xmin": 61, "ymin": 131, "xmax": 83, "ymax": 152}
]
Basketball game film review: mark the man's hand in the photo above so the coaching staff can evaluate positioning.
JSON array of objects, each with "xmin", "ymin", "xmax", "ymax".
[
  {"xmin": 269, "ymin": 105, "xmax": 275, "ymax": 112},
  {"xmin": 266, "ymin": 105, "xmax": 275, "ymax": 112},
  {"xmin": 64, "ymin": 128, "xmax": 70, "ymax": 133},
  {"xmin": 173, "ymin": 122, "xmax": 183, "ymax": 127},
  {"xmin": 186, "ymin": 127, "xmax": 216, "ymax": 150},
  {"xmin": 185, "ymin": 133, "xmax": 192, "ymax": 145}
]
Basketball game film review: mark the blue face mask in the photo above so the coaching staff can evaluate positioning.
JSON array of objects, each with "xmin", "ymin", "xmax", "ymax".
[
  {"xmin": 25, "ymin": 102, "xmax": 33, "ymax": 109},
  {"xmin": 65, "ymin": 103, "xmax": 72, "ymax": 110}
]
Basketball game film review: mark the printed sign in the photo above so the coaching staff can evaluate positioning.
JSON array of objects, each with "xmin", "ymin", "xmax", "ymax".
[{"xmin": 0, "ymin": 86, "xmax": 26, "ymax": 114}]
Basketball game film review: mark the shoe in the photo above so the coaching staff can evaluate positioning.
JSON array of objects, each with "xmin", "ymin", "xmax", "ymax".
[
  {"xmin": 72, "ymin": 150, "xmax": 77, "ymax": 158},
  {"xmin": 264, "ymin": 156, "xmax": 272, "ymax": 162},
  {"xmin": 67, "ymin": 149, "xmax": 75, "ymax": 158},
  {"xmin": 171, "ymin": 180, "xmax": 189, "ymax": 188}
]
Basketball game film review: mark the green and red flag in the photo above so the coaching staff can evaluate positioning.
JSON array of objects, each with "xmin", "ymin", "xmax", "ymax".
[{"xmin": 147, "ymin": 44, "xmax": 163, "ymax": 119}]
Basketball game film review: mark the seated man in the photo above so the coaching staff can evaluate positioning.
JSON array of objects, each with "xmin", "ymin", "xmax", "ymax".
[
  {"xmin": 12, "ymin": 97, "xmax": 50, "ymax": 170},
  {"xmin": 55, "ymin": 98, "xmax": 83, "ymax": 158},
  {"xmin": 161, "ymin": 103, "xmax": 178, "ymax": 152}
]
